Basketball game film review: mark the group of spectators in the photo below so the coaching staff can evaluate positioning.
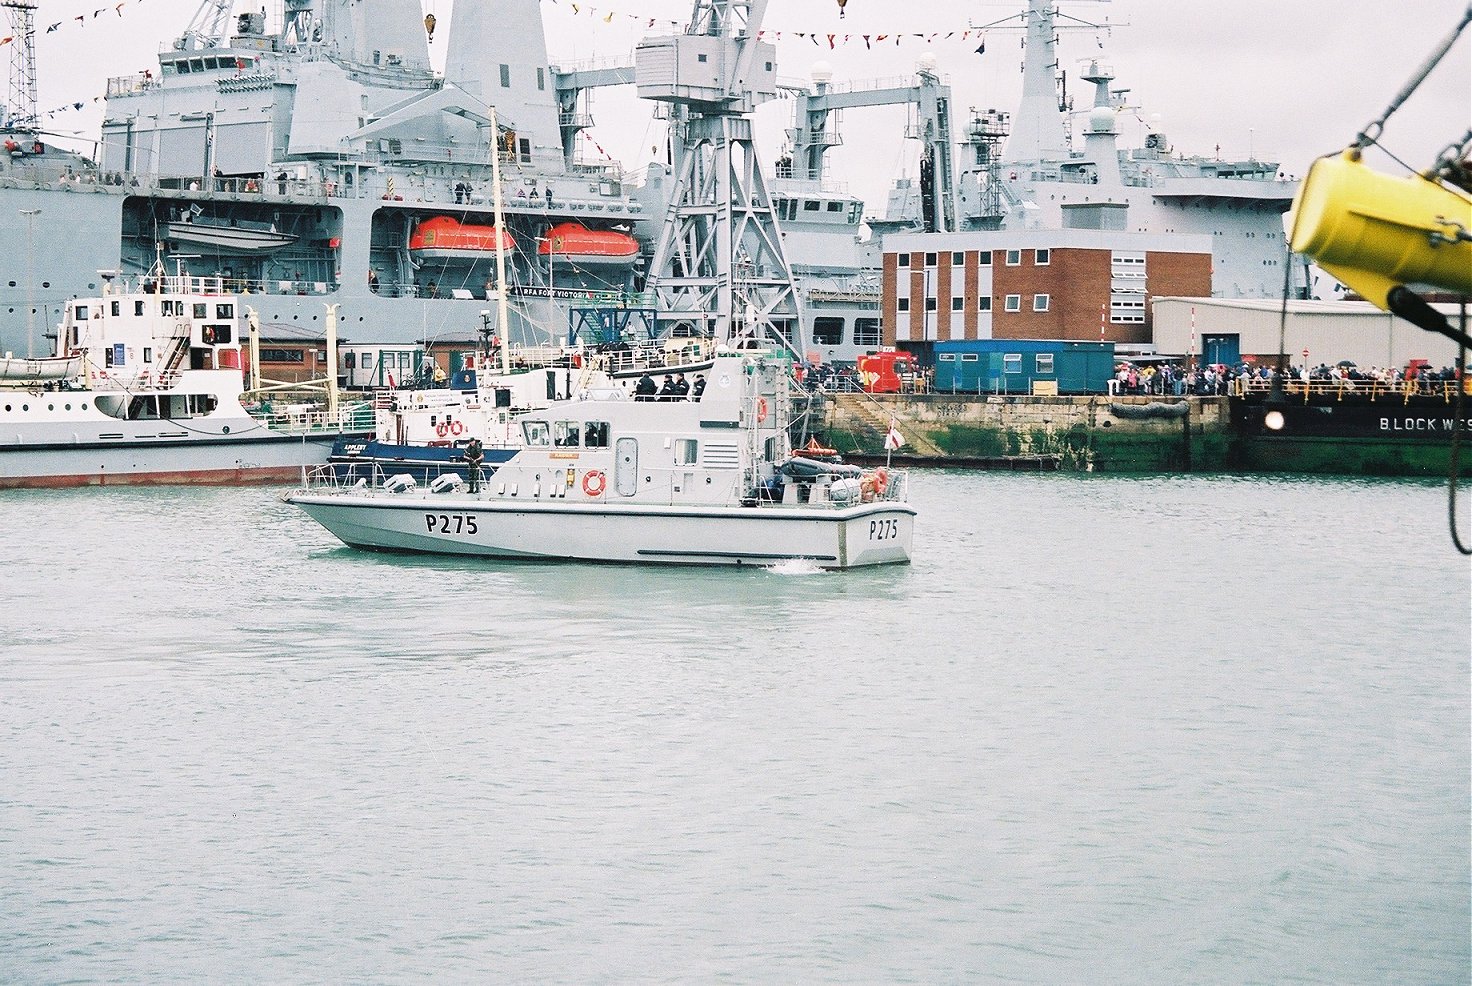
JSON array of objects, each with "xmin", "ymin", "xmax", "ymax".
[
  {"xmin": 1113, "ymin": 360, "xmax": 1466, "ymax": 397},
  {"xmin": 635, "ymin": 372, "xmax": 706, "ymax": 401}
]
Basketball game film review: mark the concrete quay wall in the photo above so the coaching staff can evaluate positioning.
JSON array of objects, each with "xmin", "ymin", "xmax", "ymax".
[{"xmin": 821, "ymin": 393, "xmax": 1232, "ymax": 472}]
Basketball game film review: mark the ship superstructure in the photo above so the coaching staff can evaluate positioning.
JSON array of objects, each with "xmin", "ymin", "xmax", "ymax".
[{"xmin": 0, "ymin": 0, "xmax": 1303, "ymax": 372}]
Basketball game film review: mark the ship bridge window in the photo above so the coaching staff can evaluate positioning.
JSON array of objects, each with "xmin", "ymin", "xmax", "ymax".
[
  {"xmin": 803, "ymin": 200, "xmax": 820, "ymax": 212},
  {"xmin": 853, "ymin": 317, "xmax": 880, "ymax": 347},
  {"xmin": 193, "ymin": 303, "xmax": 208, "ymax": 319},
  {"xmin": 216, "ymin": 303, "xmax": 234, "ymax": 319},
  {"xmin": 849, "ymin": 204, "xmax": 862, "ymax": 223},
  {"xmin": 522, "ymin": 421, "xmax": 551, "ymax": 447},
  {"xmin": 584, "ymin": 421, "xmax": 609, "ymax": 449},
  {"xmin": 827, "ymin": 201, "xmax": 843, "ymax": 212},
  {"xmin": 553, "ymin": 421, "xmax": 581, "ymax": 447},
  {"xmin": 111, "ymin": 301, "xmax": 121, "ymax": 317},
  {"xmin": 134, "ymin": 301, "xmax": 145, "ymax": 316},
  {"xmin": 812, "ymin": 317, "xmax": 844, "ymax": 346},
  {"xmin": 74, "ymin": 305, "xmax": 88, "ymax": 320}
]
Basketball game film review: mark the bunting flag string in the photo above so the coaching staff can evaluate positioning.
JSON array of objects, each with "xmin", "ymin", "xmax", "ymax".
[
  {"xmin": 540, "ymin": 0, "xmax": 988, "ymax": 49},
  {"xmin": 5, "ymin": 0, "xmax": 989, "ymax": 53}
]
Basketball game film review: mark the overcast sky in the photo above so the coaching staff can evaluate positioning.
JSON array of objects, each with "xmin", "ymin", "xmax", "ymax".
[{"xmin": 28, "ymin": 0, "xmax": 1471, "ymax": 209}]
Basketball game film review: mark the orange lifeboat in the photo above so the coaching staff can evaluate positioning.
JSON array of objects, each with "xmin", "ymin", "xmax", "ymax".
[
  {"xmin": 409, "ymin": 216, "xmax": 516, "ymax": 261},
  {"xmin": 537, "ymin": 222, "xmax": 639, "ymax": 267}
]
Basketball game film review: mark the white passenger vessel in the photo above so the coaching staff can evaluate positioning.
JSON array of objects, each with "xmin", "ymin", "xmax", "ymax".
[
  {"xmin": 287, "ymin": 349, "xmax": 915, "ymax": 568},
  {"xmin": 0, "ymin": 273, "xmax": 369, "ymax": 489}
]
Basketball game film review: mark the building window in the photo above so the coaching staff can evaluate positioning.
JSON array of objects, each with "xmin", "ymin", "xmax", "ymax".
[
  {"xmin": 1033, "ymin": 294, "xmax": 1050, "ymax": 312},
  {"xmin": 853, "ymin": 318, "xmax": 880, "ymax": 347},
  {"xmin": 952, "ymin": 251, "xmax": 965, "ymax": 266},
  {"xmin": 1035, "ymin": 353, "xmax": 1055, "ymax": 374},
  {"xmin": 260, "ymin": 348, "xmax": 305, "ymax": 363},
  {"xmin": 1004, "ymin": 294, "xmax": 1021, "ymax": 312},
  {"xmin": 1002, "ymin": 354, "xmax": 1022, "ymax": 374},
  {"xmin": 897, "ymin": 297, "xmax": 910, "ymax": 313},
  {"xmin": 978, "ymin": 250, "xmax": 992, "ymax": 266},
  {"xmin": 499, "ymin": 64, "xmax": 511, "ymax": 87},
  {"xmin": 961, "ymin": 353, "xmax": 979, "ymax": 363},
  {"xmin": 924, "ymin": 297, "xmax": 938, "ymax": 312},
  {"xmin": 812, "ymin": 317, "xmax": 844, "ymax": 346},
  {"xmin": 978, "ymin": 296, "xmax": 992, "ymax": 312},
  {"xmin": 951, "ymin": 296, "xmax": 964, "ymax": 312},
  {"xmin": 1035, "ymin": 248, "xmax": 1051, "ymax": 266},
  {"xmin": 938, "ymin": 353, "xmax": 955, "ymax": 362},
  {"xmin": 898, "ymin": 252, "xmax": 910, "ymax": 267},
  {"xmin": 1005, "ymin": 249, "xmax": 1022, "ymax": 266},
  {"xmin": 924, "ymin": 252, "xmax": 937, "ymax": 267}
]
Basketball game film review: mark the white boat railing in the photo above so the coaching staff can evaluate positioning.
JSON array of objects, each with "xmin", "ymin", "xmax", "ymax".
[
  {"xmin": 301, "ymin": 458, "xmax": 908, "ymax": 508},
  {"xmin": 253, "ymin": 401, "xmax": 375, "ymax": 434}
]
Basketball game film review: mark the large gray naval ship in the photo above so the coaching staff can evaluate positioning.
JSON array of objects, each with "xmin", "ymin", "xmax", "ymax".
[{"xmin": 0, "ymin": 0, "xmax": 1297, "ymax": 367}]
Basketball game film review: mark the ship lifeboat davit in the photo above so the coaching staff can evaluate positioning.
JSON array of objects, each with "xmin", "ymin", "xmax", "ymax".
[
  {"xmin": 409, "ymin": 216, "xmax": 516, "ymax": 261},
  {"xmin": 538, "ymin": 222, "xmax": 639, "ymax": 268}
]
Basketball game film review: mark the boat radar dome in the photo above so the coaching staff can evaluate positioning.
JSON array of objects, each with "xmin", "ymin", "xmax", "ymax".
[
  {"xmin": 1088, "ymin": 105, "xmax": 1117, "ymax": 134},
  {"xmin": 916, "ymin": 52, "xmax": 939, "ymax": 74},
  {"xmin": 811, "ymin": 61, "xmax": 834, "ymax": 84}
]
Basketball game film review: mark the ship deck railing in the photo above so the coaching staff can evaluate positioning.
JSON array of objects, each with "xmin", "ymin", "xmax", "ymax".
[
  {"xmin": 1236, "ymin": 376, "xmax": 1472, "ymax": 403},
  {"xmin": 301, "ymin": 460, "xmax": 909, "ymax": 509},
  {"xmin": 253, "ymin": 400, "xmax": 375, "ymax": 435}
]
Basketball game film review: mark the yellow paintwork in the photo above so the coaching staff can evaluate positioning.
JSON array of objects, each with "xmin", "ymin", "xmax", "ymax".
[{"xmin": 1288, "ymin": 149, "xmax": 1472, "ymax": 308}]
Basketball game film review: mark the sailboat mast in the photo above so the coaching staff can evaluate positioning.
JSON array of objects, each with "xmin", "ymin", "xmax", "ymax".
[{"xmin": 489, "ymin": 106, "xmax": 513, "ymax": 376}]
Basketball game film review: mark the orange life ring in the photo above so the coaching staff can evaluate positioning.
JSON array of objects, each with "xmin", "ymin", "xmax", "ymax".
[
  {"xmin": 450, "ymin": 420, "xmax": 464, "ymax": 436},
  {"xmin": 435, "ymin": 422, "xmax": 448, "ymax": 438},
  {"xmin": 581, "ymin": 469, "xmax": 606, "ymax": 496},
  {"xmin": 756, "ymin": 397, "xmax": 768, "ymax": 423}
]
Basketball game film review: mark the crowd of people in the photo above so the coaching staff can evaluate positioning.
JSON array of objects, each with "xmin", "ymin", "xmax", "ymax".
[
  {"xmin": 1112, "ymin": 360, "xmax": 1466, "ymax": 397},
  {"xmin": 634, "ymin": 372, "xmax": 706, "ymax": 400}
]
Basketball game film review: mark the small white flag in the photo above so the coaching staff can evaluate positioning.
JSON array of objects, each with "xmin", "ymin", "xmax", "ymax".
[{"xmin": 884, "ymin": 421, "xmax": 905, "ymax": 451}]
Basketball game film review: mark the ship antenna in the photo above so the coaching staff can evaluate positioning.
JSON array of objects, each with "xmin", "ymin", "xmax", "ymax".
[{"xmin": 2, "ymin": 1, "xmax": 38, "ymax": 131}]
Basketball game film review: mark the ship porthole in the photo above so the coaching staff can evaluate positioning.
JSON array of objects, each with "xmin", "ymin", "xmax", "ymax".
[{"xmin": 222, "ymin": 426, "xmax": 230, "ymax": 434}]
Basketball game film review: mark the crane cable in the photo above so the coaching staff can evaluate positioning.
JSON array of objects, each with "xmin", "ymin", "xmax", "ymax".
[{"xmin": 1351, "ymin": 4, "xmax": 1472, "ymax": 156}]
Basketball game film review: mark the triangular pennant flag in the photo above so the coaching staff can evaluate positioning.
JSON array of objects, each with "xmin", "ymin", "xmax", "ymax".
[{"xmin": 863, "ymin": 35, "xmax": 871, "ymax": 49}]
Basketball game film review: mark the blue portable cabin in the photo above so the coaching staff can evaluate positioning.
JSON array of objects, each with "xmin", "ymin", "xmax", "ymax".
[{"xmin": 933, "ymin": 339, "xmax": 1115, "ymax": 395}]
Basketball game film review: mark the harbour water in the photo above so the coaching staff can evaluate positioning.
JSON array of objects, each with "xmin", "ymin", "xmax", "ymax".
[{"xmin": 2, "ymin": 472, "xmax": 1468, "ymax": 983}]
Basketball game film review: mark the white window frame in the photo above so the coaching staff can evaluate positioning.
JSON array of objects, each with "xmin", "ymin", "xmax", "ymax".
[
  {"xmin": 1035, "ymin": 353, "xmax": 1055, "ymax": 374},
  {"xmin": 978, "ymin": 295, "xmax": 992, "ymax": 312},
  {"xmin": 1033, "ymin": 293, "xmax": 1050, "ymax": 312},
  {"xmin": 1005, "ymin": 249, "xmax": 1022, "ymax": 266},
  {"xmin": 1004, "ymin": 294, "xmax": 1022, "ymax": 312},
  {"xmin": 1035, "ymin": 248, "xmax": 1051, "ymax": 266}
]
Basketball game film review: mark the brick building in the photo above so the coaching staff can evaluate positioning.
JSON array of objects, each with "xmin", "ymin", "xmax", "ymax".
[{"xmin": 881, "ymin": 229, "xmax": 1212, "ymax": 356}]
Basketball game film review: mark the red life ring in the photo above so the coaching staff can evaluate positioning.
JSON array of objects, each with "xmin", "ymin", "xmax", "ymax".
[
  {"xmin": 450, "ymin": 420, "xmax": 464, "ymax": 436},
  {"xmin": 435, "ymin": 422, "xmax": 448, "ymax": 438},
  {"xmin": 756, "ymin": 397, "xmax": 768, "ymax": 423},
  {"xmin": 581, "ymin": 469, "xmax": 606, "ymax": 496}
]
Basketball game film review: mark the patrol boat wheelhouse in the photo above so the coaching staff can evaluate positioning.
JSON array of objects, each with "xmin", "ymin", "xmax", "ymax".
[
  {"xmin": 0, "ymin": 271, "xmax": 369, "ymax": 488},
  {"xmin": 287, "ymin": 349, "xmax": 915, "ymax": 568}
]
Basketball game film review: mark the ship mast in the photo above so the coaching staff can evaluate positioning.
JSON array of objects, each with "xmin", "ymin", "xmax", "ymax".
[{"xmin": 2, "ymin": 1, "xmax": 37, "ymax": 130}]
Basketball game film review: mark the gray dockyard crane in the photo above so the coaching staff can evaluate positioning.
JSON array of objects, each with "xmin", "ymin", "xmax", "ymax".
[{"xmin": 635, "ymin": 0, "xmax": 805, "ymax": 353}]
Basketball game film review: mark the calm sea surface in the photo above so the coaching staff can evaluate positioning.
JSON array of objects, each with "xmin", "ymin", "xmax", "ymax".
[{"xmin": 1, "ymin": 472, "xmax": 1468, "ymax": 984}]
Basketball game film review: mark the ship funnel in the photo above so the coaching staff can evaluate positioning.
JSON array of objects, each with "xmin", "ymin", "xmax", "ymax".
[
  {"xmin": 446, "ymin": 0, "xmax": 560, "ymax": 152},
  {"xmin": 1290, "ymin": 150, "xmax": 1472, "ymax": 306}
]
